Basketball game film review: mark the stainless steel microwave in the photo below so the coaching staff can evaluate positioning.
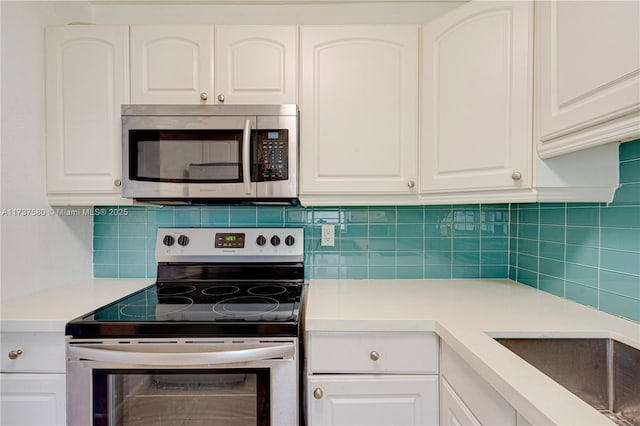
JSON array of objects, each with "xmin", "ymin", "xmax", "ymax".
[{"xmin": 122, "ymin": 104, "xmax": 298, "ymax": 203}]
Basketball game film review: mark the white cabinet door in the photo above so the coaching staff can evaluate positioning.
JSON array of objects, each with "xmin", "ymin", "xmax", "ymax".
[
  {"xmin": 300, "ymin": 26, "xmax": 419, "ymax": 197},
  {"xmin": 536, "ymin": 0, "xmax": 640, "ymax": 157},
  {"xmin": 215, "ymin": 25, "xmax": 297, "ymax": 104},
  {"xmin": 421, "ymin": 2, "xmax": 532, "ymax": 193},
  {"xmin": 440, "ymin": 377, "xmax": 481, "ymax": 426},
  {"xmin": 307, "ymin": 375, "xmax": 438, "ymax": 426},
  {"xmin": 130, "ymin": 25, "xmax": 214, "ymax": 104},
  {"xmin": 440, "ymin": 341, "xmax": 516, "ymax": 426},
  {"xmin": 45, "ymin": 25, "xmax": 130, "ymax": 205},
  {"xmin": 0, "ymin": 373, "xmax": 66, "ymax": 426}
]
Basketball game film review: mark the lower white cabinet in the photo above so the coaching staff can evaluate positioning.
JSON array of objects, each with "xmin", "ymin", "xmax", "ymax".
[
  {"xmin": 440, "ymin": 341, "xmax": 516, "ymax": 426},
  {"xmin": 306, "ymin": 331, "xmax": 439, "ymax": 426},
  {"xmin": 308, "ymin": 375, "xmax": 438, "ymax": 426},
  {"xmin": 0, "ymin": 373, "xmax": 66, "ymax": 426},
  {"xmin": 440, "ymin": 377, "xmax": 481, "ymax": 426},
  {"xmin": 439, "ymin": 341, "xmax": 536, "ymax": 425},
  {"xmin": 0, "ymin": 332, "xmax": 67, "ymax": 426}
]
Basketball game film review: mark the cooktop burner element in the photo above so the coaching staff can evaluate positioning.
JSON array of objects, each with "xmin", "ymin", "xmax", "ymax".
[
  {"xmin": 248, "ymin": 285, "xmax": 288, "ymax": 296},
  {"xmin": 202, "ymin": 285, "xmax": 241, "ymax": 297},
  {"xmin": 66, "ymin": 227, "xmax": 305, "ymax": 338},
  {"xmin": 156, "ymin": 285, "xmax": 196, "ymax": 296},
  {"xmin": 119, "ymin": 294, "xmax": 194, "ymax": 318},
  {"xmin": 212, "ymin": 296, "xmax": 280, "ymax": 317}
]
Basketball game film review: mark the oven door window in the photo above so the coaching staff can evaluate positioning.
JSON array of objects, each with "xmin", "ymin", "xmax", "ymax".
[
  {"xmin": 129, "ymin": 130, "xmax": 246, "ymax": 183},
  {"xmin": 92, "ymin": 368, "xmax": 270, "ymax": 426}
]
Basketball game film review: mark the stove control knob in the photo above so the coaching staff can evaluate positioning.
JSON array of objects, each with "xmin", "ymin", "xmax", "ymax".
[
  {"xmin": 270, "ymin": 235, "xmax": 281, "ymax": 246},
  {"xmin": 256, "ymin": 235, "xmax": 267, "ymax": 246},
  {"xmin": 162, "ymin": 235, "xmax": 175, "ymax": 246},
  {"xmin": 285, "ymin": 235, "xmax": 295, "ymax": 246},
  {"xmin": 177, "ymin": 235, "xmax": 189, "ymax": 246}
]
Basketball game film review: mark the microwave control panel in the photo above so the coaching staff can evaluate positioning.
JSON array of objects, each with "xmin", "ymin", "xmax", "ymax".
[{"xmin": 254, "ymin": 130, "xmax": 288, "ymax": 181}]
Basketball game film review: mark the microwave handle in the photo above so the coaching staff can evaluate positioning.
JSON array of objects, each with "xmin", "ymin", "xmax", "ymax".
[
  {"xmin": 243, "ymin": 119, "xmax": 252, "ymax": 195},
  {"xmin": 68, "ymin": 343, "xmax": 294, "ymax": 366}
]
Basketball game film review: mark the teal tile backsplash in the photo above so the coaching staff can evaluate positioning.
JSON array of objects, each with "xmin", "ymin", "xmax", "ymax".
[
  {"xmin": 94, "ymin": 139, "xmax": 640, "ymax": 323},
  {"xmin": 510, "ymin": 140, "xmax": 640, "ymax": 322},
  {"xmin": 94, "ymin": 204, "xmax": 509, "ymax": 281}
]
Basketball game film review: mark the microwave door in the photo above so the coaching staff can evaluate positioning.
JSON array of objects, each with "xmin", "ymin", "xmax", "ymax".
[{"xmin": 123, "ymin": 115, "xmax": 258, "ymax": 199}]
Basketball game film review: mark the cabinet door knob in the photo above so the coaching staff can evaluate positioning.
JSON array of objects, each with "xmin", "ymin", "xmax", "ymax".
[
  {"xmin": 200, "ymin": 92, "xmax": 208, "ymax": 101},
  {"xmin": 511, "ymin": 171, "xmax": 522, "ymax": 180},
  {"xmin": 8, "ymin": 349, "xmax": 23, "ymax": 360},
  {"xmin": 217, "ymin": 94, "xmax": 225, "ymax": 103},
  {"xmin": 407, "ymin": 180, "xmax": 416, "ymax": 189},
  {"xmin": 114, "ymin": 179, "xmax": 122, "ymax": 187},
  {"xmin": 370, "ymin": 350, "xmax": 380, "ymax": 361},
  {"xmin": 313, "ymin": 388, "xmax": 323, "ymax": 399}
]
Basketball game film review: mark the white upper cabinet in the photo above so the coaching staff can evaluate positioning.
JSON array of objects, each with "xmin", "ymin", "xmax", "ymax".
[
  {"xmin": 45, "ymin": 25, "xmax": 131, "ymax": 205},
  {"xmin": 536, "ymin": 0, "xmax": 640, "ymax": 158},
  {"xmin": 215, "ymin": 26, "xmax": 297, "ymax": 104},
  {"xmin": 421, "ymin": 1, "xmax": 533, "ymax": 194},
  {"xmin": 130, "ymin": 25, "xmax": 214, "ymax": 104},
  {"xmin": 130, "ymin": 25, "xmax": 297, "ymax": 105},
  {"xmin": 300, "ymin": 26, "xmax": 419, "ymax": 202}
]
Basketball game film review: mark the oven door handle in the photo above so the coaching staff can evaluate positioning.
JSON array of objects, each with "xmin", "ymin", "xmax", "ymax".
[
  {"xmin": 242, "ymin": 118, "xmax": 252, "ymax": 195},
  {"xmin": 68, "ymin": 344, "xmax": 294, "ymax": 366}
]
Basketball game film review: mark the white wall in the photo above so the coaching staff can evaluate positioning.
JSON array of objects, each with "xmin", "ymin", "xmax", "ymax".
[
  {"xmin": 1, "ymin": 1, "xmax": 93, "ymax": 302},
  {"xmin": 91, "ymin": 2, "xmax": 461, "ymax": 25}
]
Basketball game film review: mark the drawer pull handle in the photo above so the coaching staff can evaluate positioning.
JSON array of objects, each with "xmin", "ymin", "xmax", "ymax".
[
  {"xmin": 8, "ymin": 349, "xmax": 23, "ymax": 360},
  {"xmin": 313, "ymin": 388, "xmax": 323, "ymax": 399},
  {"xmin": 370, "ymin": 350, "xmax": 380, "ymax": 361}
]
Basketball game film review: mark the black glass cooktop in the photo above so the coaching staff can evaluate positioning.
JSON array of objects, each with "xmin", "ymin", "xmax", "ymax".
[
  {"xmin": 66, "ymin": 262, "xmax": 305, "ymax": 339},
  {"xmin": 66, "ymin": 282, "xmax": 303, "ymax": 338}
]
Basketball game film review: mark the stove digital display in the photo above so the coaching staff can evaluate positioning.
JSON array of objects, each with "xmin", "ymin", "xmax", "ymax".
[{"xmin": 215, "ymin": 233, "xmax": 245, "ymax": 248}]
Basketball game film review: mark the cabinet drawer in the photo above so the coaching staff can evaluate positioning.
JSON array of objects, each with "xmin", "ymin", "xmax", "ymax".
[
  {"xmin": 308, "ymin": 332, "xmax": 438, "ymax": 374},
  {"xmin": 1, "ymin": 332, "xmax": 66, "ymax": 373},
  {"xmin": 441, "ymin": 341, "xmax": 516, "ymax": 425}
]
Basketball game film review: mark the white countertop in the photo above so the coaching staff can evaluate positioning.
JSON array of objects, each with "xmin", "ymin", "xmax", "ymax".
[
  {"xmin": 0, "ymin": 279, "xmax": 153, "ymax": 333},
  {"xmin": 3, "ymin": 278, "xmax": 638, "ymax": 424},
  {"xmin": 305, "ymin": 279, "xmax": 640, "ymax": 426}
]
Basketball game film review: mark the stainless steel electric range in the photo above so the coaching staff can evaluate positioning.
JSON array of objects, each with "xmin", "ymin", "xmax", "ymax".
[{"xmin": 66, "ymin": 227, "xmax": 305, "ymax": 426}]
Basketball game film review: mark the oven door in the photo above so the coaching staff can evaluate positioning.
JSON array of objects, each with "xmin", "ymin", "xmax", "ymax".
[
  {"xmin": 67, "ymin": 339, "xmax": 298, "ymax": 426},
  {"xmin": 122, "ymin": 115, "xmax": 258, "ymax": 199}
]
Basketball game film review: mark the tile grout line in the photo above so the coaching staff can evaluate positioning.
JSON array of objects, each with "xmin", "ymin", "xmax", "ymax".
[
  {"xmin": 563, "ymin": 203, "xmax": 568, "ymax": 298},
  {"xmin": 597, "ymin": 203, "xmax": 602, "ymax": 311},
  {"xmin": 536, "ymin": 203, "xmax": 541, "ymax": 289}
]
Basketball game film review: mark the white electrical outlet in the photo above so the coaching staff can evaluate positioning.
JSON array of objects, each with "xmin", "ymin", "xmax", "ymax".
[{"xmin": 321, "ymin": 224, "xmax": 335, "ymax": 246}]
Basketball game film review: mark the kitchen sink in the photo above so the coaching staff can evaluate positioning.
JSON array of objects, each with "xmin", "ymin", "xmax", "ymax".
[{"xmin": 495, "ymin": 338, "xmax": 640, "ymax": 426}]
